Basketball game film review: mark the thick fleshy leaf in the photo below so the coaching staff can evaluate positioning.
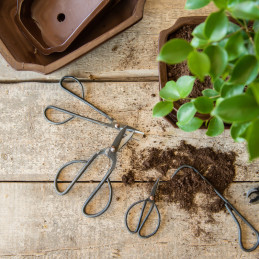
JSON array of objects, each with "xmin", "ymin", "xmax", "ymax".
[
  {"xmin": 187, "ymin": 51, "xmax": 210, "ymax": 81},
  {"xmin": 213, "ymin": 78, "xmax": 224, "ymax": 92},
  {"xmin": 221, "ymin": 83, "xmax": 245, "ymax": 98},
  {"xmin": 227, "ymin": 21, "xmax": 241, "ymax": 34},
  {"xmin": 249, "ymin": 81, "xmax": 259, "ymax": 105},
  {"xmin": 213, "ymin": 94, "xmax": 259, "ymax": 122},
  {"xmin": 153, "ymin": 101, "xmax": 173, "ymax": 117},
  {"xmin": 204, "ymin": 45, "xmax": 228, "ymax": 79},
  {"xmin": 177, "ymin": 117, "xmax": 203, "ymax": 132},
  {"xmin": 254, "ymin": 20, "xmax": 259, "ymax": 32},
  {"xmin": 191, "ymin": 37, "xmax": 209, "ymax": 48},
  {"xmin": 160, "ymin": 81, "xmax": 180, "ymax": 101},
  {"xmin": 177, "ymin": 102, "xmax": 197, "ymax": 125},
  {"xmin": 230, "ymin": 55, "xmax": 259, "ymax": 85},
  {"xmin": 194, "ymin": 96, "xmax": 214, "ymax": 114},
  {"xmin": 231, "ymin": 122, "xmax": 250, "ymax": 142},
  {"xmin": 230, "ymin": 2, "xmax": 259, "ymax": 20},
  {"xmin": 206, "ymin": 117, "xmax": 224, "ymax": 136},
  {"xmin": 213, "ymin": 0, "xmax": 228, "ymax": 9},
  {"xmin": 204, "ymin": 11, "xmax": 228, "ymax": 41},
  {"xmin": 176, "ymin": 76, "xmax": 195, "ymax": 98},
  {"xmin": 225, "ymin": 32, "xmax": 246, "ymax": 61},
  {"xmin": 185, "ymin": 0, "xmax": 211, "ymax": 9},
  {"xmin": 192, "ymin": 23, "xmax": 206, "ymax": 39},
  {"xmin": 202, "ymin": 89, "xmax": 219, "ymax": 101},
  {"xmin": 246, "ymin": 119, "xmax": 259, "ymax": 161},
  {"xmin": 255, "ymin": 31, "xmax": 259, "ymax": 59},
  {"xmin": 158, "ymin": 39, "xmax": 193, "ymax": 64}
]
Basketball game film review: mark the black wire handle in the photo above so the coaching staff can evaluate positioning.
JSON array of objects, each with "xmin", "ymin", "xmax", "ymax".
[{"xmin": 171, "ymin": 165, "xmax": 259, "ymax": 252}]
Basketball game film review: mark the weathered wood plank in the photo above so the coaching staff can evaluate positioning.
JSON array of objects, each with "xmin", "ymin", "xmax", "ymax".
[
  {"xmin": 0, "ymin": 82, "xmax": 258, "ymax": 181},
  {"xmin": 0, "ymin": 0, "xmax": 217, "ymax": 80},
  {"xmin": 0, "ymin": 182, "xmax": 258, "ymax": 258}
]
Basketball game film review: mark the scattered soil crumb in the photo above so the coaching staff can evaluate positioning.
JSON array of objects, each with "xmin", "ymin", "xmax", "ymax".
[
  {"xmin": 112, "ymin": 45, "xmax": 118, "ymax": 51},
  {"xmin": 151, "ymin": 93, "xmax": 156, "ymax": 97},
  {"xmin": 127, "ymin": 141, "xmax": 236, "ymax": 216},
  {"xmin": 116, "ymin": 197, "xmax": 120, "ymax": 201},
  {"xmin": 122, "ymin": 170, "xmax": 135, "ymax": 186}
]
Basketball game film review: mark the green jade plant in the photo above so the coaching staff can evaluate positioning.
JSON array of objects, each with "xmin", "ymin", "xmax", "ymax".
[{"xmin": 153, "ymin": 0, "xmax": 259, "ymax": 161}]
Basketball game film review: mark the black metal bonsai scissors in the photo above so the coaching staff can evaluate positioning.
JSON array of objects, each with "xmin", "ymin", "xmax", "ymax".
[
  {"xmin": 44, "ymin": 75, "xmax": 143, "ymax": 134},
  {"xmin": 171, "ymin": 165, "xmax": 259, "ymax": 253},
  {"xmin": 125, "ymin": 178, "xmax": 161, "ymax": 238},
  {"xmin": 54, "ymin": 126, "xmax": 134, "ymax": 218}
]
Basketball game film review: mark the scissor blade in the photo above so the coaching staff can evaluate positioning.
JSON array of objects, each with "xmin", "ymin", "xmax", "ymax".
[
  {"xmin": 125, "ymin": 126, "xmax": 145, "ymax": 135},
  {"xmin": 111, "ymin": 126, "xmax": 128, "ymax": 150},
  {"xmin": 150, "ymin": 177, "xmax": 160, "ymax": 197}
]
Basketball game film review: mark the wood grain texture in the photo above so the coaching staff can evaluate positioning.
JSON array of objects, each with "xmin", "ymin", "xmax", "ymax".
[
  {"xmin": 0, "ymin": 0, "xmax": 217, "ymax": 81},
  {"xmin": 0, "ymin": 182, "xmax": 258, "ymax": 258},
  {"xmin": 0, "ymin": 82, "xmax": 258, "ymax": 181}
]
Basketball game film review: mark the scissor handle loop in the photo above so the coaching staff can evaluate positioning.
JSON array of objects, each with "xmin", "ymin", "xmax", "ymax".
[
  {"xmin": 125, "ymin": 199, "xmax": 161, "ymax": 238},
  {"xmin": 225, "ymin": 203, "xmax": 259, "ymax": 252},
  {"xmin": 54, "ymin": 152, "xmax": 98, "ymax": 195}
]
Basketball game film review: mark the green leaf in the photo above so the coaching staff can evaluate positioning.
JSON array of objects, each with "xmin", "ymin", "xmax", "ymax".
[
  {"xmin": 213, "ymin": 94, "xmax": 259, "ymax": 122},
  {"xmin": 246, "ymin": 119, "xmax": 259, "ymax": 161},
  {"xmin": 221, "ymin": 83, "xmax": 245, "ymax": 98},
  {"xmin": 185, "ymin": 0, "xmax": 211, "ymax": 9},
  {"xmin": 160, "ymin": 76, "xmax": 195, "ymax": 101},
  {"xmin": 160, "ymin": 81, "xmax": 180, "ymax": 101},
  {"xmin": 204, "ymin": 10, "xmax": 228, "ymax": 41},
  {"xmin": 255, "ymin": 31, "xmax": 259, "ymax": 59},
  {"xmin": 231, "ymin": 122, "xmax": 250, "ymax": 142},
  {"xmin": 158, "ymin": 39, "xmax": 193, "ymax": 64},
  {"xmin": 177, "ymin": 117, "xmax": 204, "ymax": 132},
  {"xmin": 249, "ymin": 81, "xmax": 259, "ymax": 104},
  {"xmin": 213, "ymin": 0, "xmax": 228, "ymax": 9},
  {"xmin": 202, "ymin": 89, "xmax": 219, "ymax": 100},
  {"xmin": 213, "ymin": 78, "xmax": 224, "ymax": 92},
  {"xmin": 194, "ymin": 96, "xmax": 214, "ymax": 114},
  {"xmin": 204, "ymin": 45, "xmax": 228, "ymax": 79},
  {"xmin": 176, "ymin": 76, "xmax": 196, "ymax": 98},
  {"xmin": 187, "ymin": 51, "xmax": 211, "ymax": 81},
  {"xmin": 191, "ymin": 37, "xmax": 209, "ymax": 48},
  {"xmin": 230, "ymin": 2, "xmax": 259, "ymax": 20},
  {"xmin": 206, "ymin": 117, "xmax": 225, "ymax": 136},
  {"xmin": 177, "ymin": 102, "xmax": 197, "ymax": 124},
  {"xmin": 225, "ymin": 32, "xmax": 246, "ymax": 61},
  {"xmin": 227, "ymin": 22, "xmax": 241, "ymax": 34},
  {"xmin": 230, "ymin": 55, "xmax": 259, "ymax": 85},
  {"xmin": 192, "ymin": 23, "xmax": 206, "ymax": 39},
  {"xmin": 254, "ymin": 20, "xmax": 259, "ymax": 32},
  {"xmin": 153, "ymin": 101, "xmax": 173, "ymax": 117}
]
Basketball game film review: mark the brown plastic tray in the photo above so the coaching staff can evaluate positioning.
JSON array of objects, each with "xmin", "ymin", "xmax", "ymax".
[
  {"xmin": 15, "ymin": 0, "xmax": 118, "ymax": 55},
  {"xmin": 0, "ymin": 0, "xmax": 146, "ymax": 74},
  {"xmin": 158, "ymin": 16, "xmax": 230, "ymax": 129}
]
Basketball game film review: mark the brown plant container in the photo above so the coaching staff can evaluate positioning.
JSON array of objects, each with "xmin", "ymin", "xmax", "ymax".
[
  {"xmin": 0, "ymin": 0, "xmax": 146, "ymax": 74},
  {"xmin": 15, "ymin": 0, "xmax": 120, "ymax": 55},
  {"xmin": 158, "ymin": 16, "xmax": 230, "ymax": 129}
]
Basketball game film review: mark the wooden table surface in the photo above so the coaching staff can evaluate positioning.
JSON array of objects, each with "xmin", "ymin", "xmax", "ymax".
[{"xmin": 0, "ymin": 0, "xmax": 258, "ymax": 258}]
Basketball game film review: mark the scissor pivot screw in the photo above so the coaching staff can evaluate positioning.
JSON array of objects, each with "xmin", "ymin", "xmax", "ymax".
[
  {"xmin": 150, "ymin": 196, "xmax": 154, "ymax": 201},
  {"xmin": 115, "ymin": 123, "xmax": 120, "ymax": 129},
  {"xmin": 110, "ymin": 146, "xmax": 116, "ymax": 152}
]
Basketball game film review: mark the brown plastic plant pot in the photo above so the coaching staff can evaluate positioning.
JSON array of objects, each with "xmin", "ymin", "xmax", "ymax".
[
  {"xmin": 15, "ymin": 0, "xmax": 121, "ymax": 55},
  {"xmin": 158, "ymin": 16, "xmax": 230, "ymax": 129},
  {"xmin": 0, "ymin": 0, "xmax": 145, "ymax": 74}
]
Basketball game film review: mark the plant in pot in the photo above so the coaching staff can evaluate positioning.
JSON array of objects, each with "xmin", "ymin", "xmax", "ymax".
[{"xmin": 153, "ymin": 0, "xmax": 259, "ymax": 161}]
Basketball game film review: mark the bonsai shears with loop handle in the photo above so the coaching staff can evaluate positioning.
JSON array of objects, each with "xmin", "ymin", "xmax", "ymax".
[
  {"xmin": 44, "ymin": 75, "xmax": 144, "ymax": 135},
  {"xmin": 171, "ymin": 165, "xmax": 259, "ymax": 253},
  {"xmin": 54, "ymin": 126, "xmax": 134, "ymax": 218},
  {"xmin": 125, "ymin": 177, "xmax": 161, "ymax": 238}
]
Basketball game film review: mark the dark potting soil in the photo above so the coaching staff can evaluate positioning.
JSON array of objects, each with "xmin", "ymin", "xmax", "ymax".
[
  {"xmin": 123, "ymin": 141, "xmax": 236, "ymax": 215},
  {"xmin": 166, "ymin": 25, "xmax": 212, "ymax": 104},
  {"xmin": 122, "ymin": 170, "xmax": 135, "ymax": 185}
]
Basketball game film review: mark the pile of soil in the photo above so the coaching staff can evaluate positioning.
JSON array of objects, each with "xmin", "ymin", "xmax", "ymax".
[
  {"xmin": 166, "ymin": 25, "xmax": 212, "ymax": 104},
  {"xmin": 123, "ymin": 141, "xmax": 236, "ymax": 214}
]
